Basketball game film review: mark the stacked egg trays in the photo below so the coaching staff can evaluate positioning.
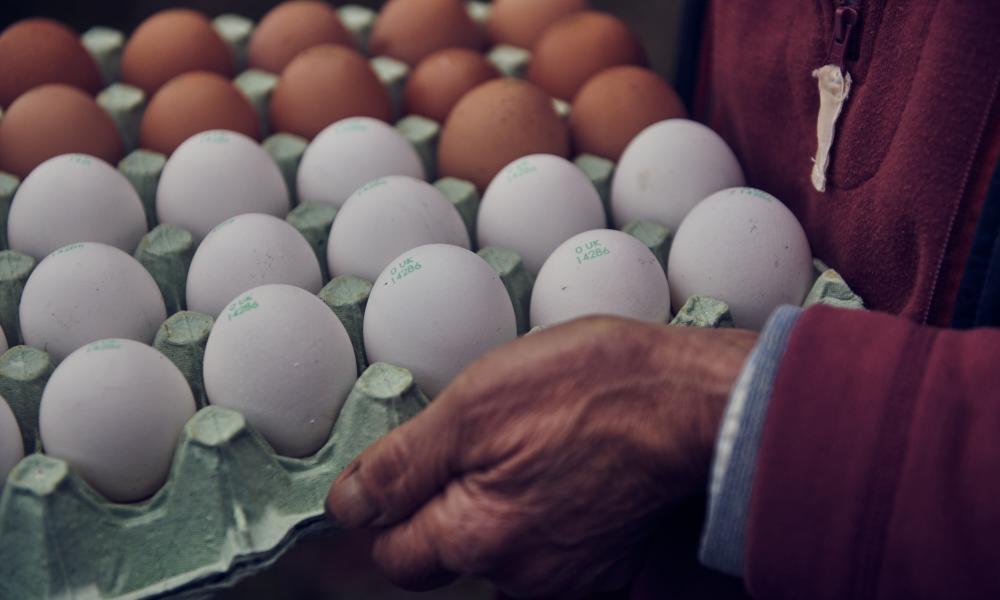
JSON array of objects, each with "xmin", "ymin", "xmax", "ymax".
[{"xmin": 0, "ymin": 4, "xmax": 866, "ymax": 600}]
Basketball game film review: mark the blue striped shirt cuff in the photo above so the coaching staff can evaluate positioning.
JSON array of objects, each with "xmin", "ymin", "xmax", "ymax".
[{"xmin": 699, "ymin": 305, "xmax": 804, "ymax": 576}]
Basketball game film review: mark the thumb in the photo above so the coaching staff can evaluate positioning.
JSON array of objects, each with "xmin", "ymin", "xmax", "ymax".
[{"xmin": 326, "ymin": 398, "xmax": 462, "ymax": 529}]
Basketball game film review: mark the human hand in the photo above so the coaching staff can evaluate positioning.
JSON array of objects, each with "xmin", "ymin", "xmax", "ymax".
[{"xmin": 326, "ymin": 316, "xmax": 757, "ymax": 598}]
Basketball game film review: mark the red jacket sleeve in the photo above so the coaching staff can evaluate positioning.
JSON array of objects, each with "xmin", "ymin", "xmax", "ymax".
[{"xmin": 746, "ymin": 305, "xmax": 1000, "ymax": 599}]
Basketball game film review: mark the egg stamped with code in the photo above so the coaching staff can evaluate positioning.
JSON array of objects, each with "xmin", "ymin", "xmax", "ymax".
[
  {"xmin": 186, "ymin": 213, "xmax": 323, "ymax": 318},
  {"xmin": 38, "ymin": 339, "xmax": 196, "ymax": 502},
  {"xmin": 668, "ymin": 187, "xmax": 813, "ymax": 330},
  {"xmin": 364, "ymin": 244, "xmax": 517, "ymax": 397},
  {"xmin": 7, "ymin": 153, "xmax": 147, "ymax": 260},
  {"xmin": 156, "ymin": 129, "xmax": 290, "ymax": 242},
  {"xmin": 19, "ymin": 242, "xmax": 167, "ymax": 363},
  {"xmin": 530, "ymin": 229, "xmax": 671, "ymax": 328},
  {"xmin": 297, "ymin": 117, "xmax": 425, "ymax": 207},
  {"xmin": 477, "ymin": 154, "xmax": 606, "ymax": 274},
  {"xmin": 203, "ymin": 284, "xmax": 358, "ymax": 458},
  {"xmin": 611, "ymin": 119, "xmax": 745, "ymax": 232},
  {"xmin": 327, "ymin": 176, "xmax": 470, "ymax": 282}
]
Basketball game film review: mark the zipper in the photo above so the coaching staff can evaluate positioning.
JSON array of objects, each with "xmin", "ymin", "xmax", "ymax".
[
  {"xmin": 810, "ymin": 1, "xmax": 863, "ymax": 192},
  {"xmin": 827, "ymin": 3, "xmax": 860, "ymax": 71}
]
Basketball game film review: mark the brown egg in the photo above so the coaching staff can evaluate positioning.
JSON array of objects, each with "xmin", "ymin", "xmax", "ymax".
[
  {"xmin": 405, "ymin": 49, "xmax": 499, "ymax": 123},
  {"xmin": 120, "ymin": 9, "xmax": 234, "ymax": 96},
  {"xmin": 0, "ymin": 84, "xmax": 123, "ymax": 178},
  {"xmin": 139, "ymin": 72, "xmax": 260, "ymax": 155},
  {"xmin": 248, "ymin": 1, "xmax": 355, "ymax": 75},
  {"xmin": 0, "ymin": 19, "xmax": 103, "ymax": 109},
  {"xmin": 269, "ymin": 44, "xmax": 391, "ymax": 139},
  {"xmin": 438, "ymin": 79, "xmax": 569, "ymax": 190},
  {"xmin": 570, "ymin": 66, "xmax": 687, "ymax": 161},
  {"xmin": 527, "ymin": 11, "xmax": 646, "ymax": 102},
  {"xmin": 369, "ymin": 0, "xmax": 487, "ymax": 66},
  {"xmin": 487, "ymin": 0, "xmax": 588, "ymax": 49}
]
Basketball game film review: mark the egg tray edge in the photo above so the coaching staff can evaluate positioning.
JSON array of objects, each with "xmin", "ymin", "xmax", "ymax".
[{"xmin": 0, "ymin": 354, "xmax": 429, "ymax": 600}]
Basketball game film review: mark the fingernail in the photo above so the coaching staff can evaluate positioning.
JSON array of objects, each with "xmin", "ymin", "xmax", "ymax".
[{"xmin": 327, "ymin": 471, "xmax": 379, "ymax": 529}]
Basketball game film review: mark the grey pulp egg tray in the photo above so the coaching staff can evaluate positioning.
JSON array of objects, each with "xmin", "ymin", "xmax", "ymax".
[{"xmin": 0, "ymin": 4, "xmax": 865, "ymax": 599}]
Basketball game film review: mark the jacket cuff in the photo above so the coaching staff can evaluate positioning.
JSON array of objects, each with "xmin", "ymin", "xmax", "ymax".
[{"xmin": 699, "ymin": 305, "xmax": 803, "ymax": 576}]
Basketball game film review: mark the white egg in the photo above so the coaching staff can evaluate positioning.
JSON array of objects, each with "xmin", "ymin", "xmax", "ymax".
[
  {"xmin": 156, "ymin": 130, "xmax": 290, "ymax": 242},
  {"xmin": 203, "ymin": 284, "xmax": 357, "ymax": 458},
  {"xmin": 20, "ymin": 242, "xmax": 167, "ymax": 362},
  {"xmin": 0, "ymin": 396, "xmax": 23, "ymax": 485},
  {"xmin": 38, "ymin": 339, "xmax": 196, "ymax": 502},
  {"xmin": 364, "ymin": 244, "xmax": 516, "ymax": 397},
  {"xmin": 668, "ymin": 187, "xmax": 813, "ymax": 330},
  {"xmin": 611, "ymin": 119, "xmax": 745, "ymax": 232},
  {"xmin": 186, "ymin": 213, "xmax": 323, "ymax": 318},
  {"xmin": 8, "ymin": 154, "xmax": 147, "ymax": 260},
  {"xmin": 327, "ymin": 176, "xmax": 469, "ymax": 282},
  {"xmin": 297, "ymin": 117, "xmax": 425, "ymax": 208},
  {"xmin": 530, "ymin": 229, "xmax": 670, "ymax": 328},
  {"xmin": 477, "ymin": 155, "xmax": 606, "ymax": 274}
]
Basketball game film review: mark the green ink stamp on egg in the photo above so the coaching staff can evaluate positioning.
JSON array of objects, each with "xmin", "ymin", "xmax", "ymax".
[
  {"xmin": 389, "ymin": 256, "xmax": 423, "ymax": 284},
  {"xmin": 574, "ymin": 239, "xmax": 611, "ymax": 265},
  {"xmin": 86, "ymin": 339, "xmax": 122, "ymax": 352},
  {"xmin": 227, "ymin": 294, "xmax": 260, "ymax": 321}
]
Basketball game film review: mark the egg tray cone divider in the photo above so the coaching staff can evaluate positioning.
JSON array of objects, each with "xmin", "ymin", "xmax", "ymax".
[
  {"xmin": 135, "ymin": 225, "xmax": 196, "ymax": 316},
  {"xmin": 97, "ymin": 83, "xmax": 146, "ymax": 154},
  {"xmin": 154, "ymin": 311, "xmax": 214, "ymax": 409},
  {"xmin": 0, "ymin": 172, "xmax": 21, "ymax": 250},
  {"xmin": 82, "ymin": 26, "xmax": 126, "ymax": 85},
  {"xmin": 263, "ymin": 133, "xmax": 309, "ymax": 206},
  {"xmin": 286, "ymin": 201, "xmax": 340, "ymax": 280},
  {"xmin": 0, "ymin": 341, "xmax": 430, "ymax": 599},
  {"xmin": 320, "ymin": 276, "xmax": 374, "ymax": 376},
  {"xmin": 0, "ymin": 250, "xmax": 34, "ymax": 345}
]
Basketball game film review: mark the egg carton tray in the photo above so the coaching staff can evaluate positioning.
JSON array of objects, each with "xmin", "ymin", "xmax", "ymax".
[{"xmin": 0, "ymin": 4, "xmax": 864, "ymax": 598}]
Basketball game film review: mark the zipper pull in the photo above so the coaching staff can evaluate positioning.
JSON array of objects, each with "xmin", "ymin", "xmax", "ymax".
[
  {"xmin": 811, "ymin": 5, "xmax": 859, "ymax": 193},
  {"xmin": 828, "ymin": 5, "xmax": 859, "ymax": 70}
]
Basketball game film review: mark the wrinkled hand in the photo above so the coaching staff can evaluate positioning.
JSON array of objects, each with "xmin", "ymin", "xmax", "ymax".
[{"xmin": 326, "ymin": 316, "xmax": 757, "ymax": 598}]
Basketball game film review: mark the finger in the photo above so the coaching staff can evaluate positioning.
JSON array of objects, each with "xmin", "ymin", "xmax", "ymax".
[
  {"xmin": 372, "ymin": 478, "xmax": 519, "ymax": 589},
  {"xmin": 370, "ymin": 512, "xmax": 458, "ymax": 591},
  {"xmin": 326, "ymin": 396, "xmax": 463, "ymax": 529}
]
